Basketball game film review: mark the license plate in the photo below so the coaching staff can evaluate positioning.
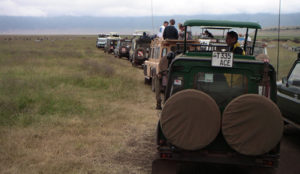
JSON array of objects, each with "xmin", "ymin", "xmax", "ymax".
[{"xmin": 211, "ymin": 52, "xmax": 233, "ymax": 68}]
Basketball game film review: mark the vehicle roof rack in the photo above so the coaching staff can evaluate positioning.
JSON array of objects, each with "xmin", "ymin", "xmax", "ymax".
[{"xmin": 184, "ymin": 20, "xmax": 261, "ymax": 29}]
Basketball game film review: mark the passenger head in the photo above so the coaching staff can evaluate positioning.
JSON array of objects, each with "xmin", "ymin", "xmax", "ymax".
[
  {"xmin": 169, "ymin": 19, "xmax": 175, "ymax": 26},
  {"xmin": 178, "ymin": 23, "xmax": 184, "ymax": 31},
  {"xmin": 226, "ymin": 31, "xmax": 238, "ymax": 46},
  {"xmin": 163, "ymin": 21, "xmax": 169, "ymax": 27}
]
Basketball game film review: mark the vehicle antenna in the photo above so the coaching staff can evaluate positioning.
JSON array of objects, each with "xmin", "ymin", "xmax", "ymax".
[
  {"xmin": 150, "ymin": 0, "xmax": 154, "ymax": 33},
  {"xmin": 276, "ymin": 0, "xmax": 281, "ymax": 80}
]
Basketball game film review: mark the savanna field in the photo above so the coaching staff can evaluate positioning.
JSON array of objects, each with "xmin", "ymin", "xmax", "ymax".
[
  {"xmin": 0, "ymin": 35, "xmax": 158, "ymax": 174},
  {"xmin": 0, "ymin": 34, "xmax": 299, "ymax": 174}
]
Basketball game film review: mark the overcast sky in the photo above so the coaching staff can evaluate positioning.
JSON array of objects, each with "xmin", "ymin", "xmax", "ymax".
[{"xmin": 0, "ymin": 0, "xmax": 299, "ymax": 17}]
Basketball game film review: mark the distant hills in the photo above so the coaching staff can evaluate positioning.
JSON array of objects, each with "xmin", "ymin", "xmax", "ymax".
[{"xmin": 1, "ymin": 13, "xmax": 300, "ymax": 35}]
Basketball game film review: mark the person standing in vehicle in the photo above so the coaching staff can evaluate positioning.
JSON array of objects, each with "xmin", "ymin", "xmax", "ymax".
[
  {"xmin": 158, "ymin": 21, "xmax": 169, "ymax": 38},
  {"xmin": 226, "ymin": 31, "xmax": 245, "ymax": 55},
  {"xmin": 178, "ymin": 23, "xmax": 193, "ymax": 40},
  {"xmin": 163, "ymin": 19, "xmax": 178, "ymax": 40}
]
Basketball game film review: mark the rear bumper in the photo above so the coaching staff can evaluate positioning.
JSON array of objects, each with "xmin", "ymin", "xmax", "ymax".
[
  {"xmin": 119, "ymin": 52, "xmax": 129, "ymax": 57},
  {"xmin": 96, "ymin": 44, "xmax": 105, "ymax": 48},
  {"xmin": 134, "ymin": 58, "xmax": 147, "ymax": 64},
  {"xmin": 156, "ymin": 146, "xmax": 279, "ymax": 168}
]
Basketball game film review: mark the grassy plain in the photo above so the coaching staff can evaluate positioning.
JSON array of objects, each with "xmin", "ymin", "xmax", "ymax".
[
  {"xmin": 266, "ymin": 41, "xmax": 299, "ymax": 79},
  {"xmin": 0, "ymin": 35, "xmax": 157, "ymax": 174},
  {"xmin": 255, "ymin": 27, "xmax": 300, "ymax": 79}
]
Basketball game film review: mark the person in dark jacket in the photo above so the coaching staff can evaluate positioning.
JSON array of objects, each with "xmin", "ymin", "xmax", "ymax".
[{"xmin": 163, "ymin": 19, "xmax": 178, "ymax": 40}]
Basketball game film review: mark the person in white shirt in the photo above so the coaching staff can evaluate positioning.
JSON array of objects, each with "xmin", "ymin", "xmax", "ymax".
[{"xmin": 157, "ymin": 21, "xmax": 169, "ymax": 38}]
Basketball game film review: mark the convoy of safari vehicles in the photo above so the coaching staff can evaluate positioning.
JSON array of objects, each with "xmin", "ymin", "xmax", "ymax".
[
  {"xmin": 98, "ymin": 19, "xmax": 289, "ymax": 173},
  {"xmin": 151, "ymin": 20, "xmax": 283, "ymax": 174}
]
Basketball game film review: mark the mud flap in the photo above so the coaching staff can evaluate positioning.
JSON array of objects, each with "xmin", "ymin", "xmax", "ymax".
[{"xmin": 152, "ymin": 159, "xmax": 178, "ymax": 174}]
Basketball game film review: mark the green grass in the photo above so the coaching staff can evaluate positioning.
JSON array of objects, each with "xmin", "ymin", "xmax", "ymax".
[
  {"xmin": 0, "ymin": 35, "xmax": 145, "ymax": 127},
  {"xmin": 266, "ymin": 41, "xmax": 299, "ymax": 80},
  {"xmin": 0, "ymin": 35, "xmax": 157, "ymax": 174}
]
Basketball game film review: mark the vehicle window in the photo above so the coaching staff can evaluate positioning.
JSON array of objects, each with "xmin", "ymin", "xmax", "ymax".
[
  {"xmin": 153, "ymin": 47, "xmax": 160, "ymax": 59},
  {"xmin": 162, "ymin": 48, "xmax": 167, "ymax": 57},
  {"xmin": 151, "ymin": 48, "xmax": 154, "ymax": 59},
  {"xmin": 153, "ymin": 47, "xmax": 157, "ymax": 59},
  {"xmin": 156, "ymin": 47, "xmax": 160, "ymax": 59},
  {"xmin": 288, "ymin": 63, "xmax": 300, "ymax": 86},
  {"xmin": 194, "ymin": 72, "xmax": 248, "ymax": 108}
]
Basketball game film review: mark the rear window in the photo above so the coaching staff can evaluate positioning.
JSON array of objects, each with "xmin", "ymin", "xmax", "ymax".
[{"xmin": 194, "ymin": 72, "xmax": 248, "ymax": 107}]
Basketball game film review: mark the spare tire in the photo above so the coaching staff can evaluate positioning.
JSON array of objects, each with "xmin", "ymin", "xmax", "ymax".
[
  {"xmin": 222, "ymin": 94, "xmax": 283, "ymax": 156},
  {"xmin": 160, "ymin": 89, "xmax": 221, "ymax": 150}
]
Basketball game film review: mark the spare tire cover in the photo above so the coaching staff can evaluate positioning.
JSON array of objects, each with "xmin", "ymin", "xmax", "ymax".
[
  {"xmin": 160, "ymin": 89, "xmax": 221, "ymax": 150},
  {"xmin": 135, "ymin": 48, "xmax": 145, "ymax": 60},
  {"xmin": 222, "ymin": 94, "xmax": 283, "ymax": 156}
]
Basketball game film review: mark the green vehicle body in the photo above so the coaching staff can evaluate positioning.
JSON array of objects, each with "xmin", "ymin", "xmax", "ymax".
[{"xmin": 154, "ymin": 20, "xmax": 281, "ymax": 171}]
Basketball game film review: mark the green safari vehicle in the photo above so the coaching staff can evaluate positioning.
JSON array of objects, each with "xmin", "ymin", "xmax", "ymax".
[{"xmin": 152, "ymin": 20, "xmax": 283, "ymax": 174}]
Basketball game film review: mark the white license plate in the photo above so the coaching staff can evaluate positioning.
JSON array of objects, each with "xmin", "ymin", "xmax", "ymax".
[{"xmin": 211, "ymin": 52, "xmax": 233, "ymax": 68}]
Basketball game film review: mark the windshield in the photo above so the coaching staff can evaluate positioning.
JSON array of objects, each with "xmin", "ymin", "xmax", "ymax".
[
  {"xmin": 194, "ymin": 72, "xmax": 248, "ymax": 107},
  {"xmin": 288, "ymin": 63, "xmax": 300, "ymax": 86},
  {"xmin": 98, "ymin": 38, "xmax": 107, "ymax": 42},
  {"xmin": 121, "ymin": 41, "xmax": 131, "ymax": 46}
]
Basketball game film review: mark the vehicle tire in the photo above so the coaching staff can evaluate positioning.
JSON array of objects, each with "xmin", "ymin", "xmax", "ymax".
[
  {"xmin": 135, "ymin": 48, "xmax": 146, "ymax": 64},
  {"xmin": 151, "ymin": 77, "xmax": 156, "ymax": 92},
  {"xmin": 160, "ymin": 89, "xmax": 221, "ymax": 150},
  {"xmin": 222, "ymin": 94, "xmax": 283, "ymax": 156}
]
